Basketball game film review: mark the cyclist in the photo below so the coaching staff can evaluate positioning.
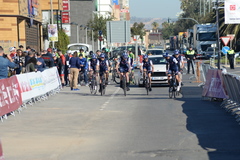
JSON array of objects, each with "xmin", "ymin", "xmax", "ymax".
[
  {"xmin": 174, "ymin": 50, "xmax": 184, "ymax": 86},
  {"xmin": 140, "ymin": 55, "xmax": 154, "ymax": 91},
  {"xmin": 88, "ymin": 53, "xmax": 99, "ymax": 83},
  {"xmin": 98, "ymin": 53, "xmax": 109, "ymax": 92},
  {"xmin": 128, "ymin": 48, "xmax": 135, "ymax": 84},
  {"xmin": 79, "ymin": 54, "xmax": 88, "ymax": 86},
  {"xmin": 166, "ymin": 52, "xmax": 181, "ymax": 91},
  {"xmin": 116, "ymin": 52, "xmax": 131, "ymax": 91}
]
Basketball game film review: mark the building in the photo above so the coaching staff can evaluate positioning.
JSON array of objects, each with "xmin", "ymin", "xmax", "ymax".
[
  {"xmin": 0, "ymin": 0, "xmax": 43, "ymax": 52},
  {"xmin": 0, "ymin": 0, "xmax": 63, "ymax": 52}
]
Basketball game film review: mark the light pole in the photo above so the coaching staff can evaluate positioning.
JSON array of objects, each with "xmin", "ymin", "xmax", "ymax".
[
  {"xmin": 215, "ymin": 0, "xmax": 221, "ymax": 69},
  {"xmin": 178, "ymin": 18, "xmax": 199, "ymax": 24},
  {"xmin": 80, "ymin": 25, "xmax": 88, "ymax": 44},
  {"xmin": 70, "ymin": 22, "xmax": 79, "ymax": 43},
  {"xmin": 50, "ymin": 0, "xmax": 55, "ymax": 48}
]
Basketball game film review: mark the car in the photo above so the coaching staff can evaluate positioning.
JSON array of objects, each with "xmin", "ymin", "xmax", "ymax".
[
  {"xmin": 145, "ymin": 49, "xmax": 165, "ymax": 56},
  {"xmin": 67, "ymin": 43, "xmax": 92, "ymax": 57},
  {"xmin": 111, "ymin": 46, "xmax": 143, "ymax": 58},
  {"xmin": 138, "ymin": 55, "xmax": 168, "ymax": 87},
  {"xmin": 165, "ymin": 43, "xmax": 170, "ymax": 49}
]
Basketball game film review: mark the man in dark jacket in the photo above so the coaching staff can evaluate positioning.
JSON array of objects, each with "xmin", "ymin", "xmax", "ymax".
[
  {"xmin": 36, "ymin": 51, "xmax": 46, "ymax": 72},
  {"xmin": 42, "ymin": 48, "xmax": 54, "ymax": 68}
]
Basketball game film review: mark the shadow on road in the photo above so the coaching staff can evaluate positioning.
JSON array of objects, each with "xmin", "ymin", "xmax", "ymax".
[{"xmin": 180, "ymin": 86, "xmax": 240, "ymax": 160}]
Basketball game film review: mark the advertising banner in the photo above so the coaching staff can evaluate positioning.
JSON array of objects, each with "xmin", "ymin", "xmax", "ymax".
[
  {"xmin": 62, "ymin": 12, "xmax": 70, "ymax": 24},
  {"xmin": 48, "ymin": 24, "xmax": 58, "ymax": 42},
  {"xmin": 0, "ymin": 76, "xmax": 22, "ymax": 117},
  {"xmin": 202, "ymin": 69, "xmax": 228, "ymax": 99},
  {"xmin": 63, "ymin": 0, "xmax": 70, "ymax": 11},
  {"xmin": 62, "ymin": 24, "xmax": 71, "ymax": 36},
  {"xmin": 225, "ymin": 0, "xmax": 240, "ymax": 24},
  {"xmin": 42, "ymin": 67, "xmax": 61, "ymax": 92}
]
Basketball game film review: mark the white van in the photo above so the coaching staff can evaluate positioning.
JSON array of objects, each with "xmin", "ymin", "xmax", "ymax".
[{"xmin": 67, "ymin": 43, "xmax": 93, "ymax": 57}]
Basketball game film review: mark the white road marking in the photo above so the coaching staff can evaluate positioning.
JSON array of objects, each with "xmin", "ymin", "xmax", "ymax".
[{"xmin": 99, "ymin": 87, "xmax": 120, "ymax": 110}]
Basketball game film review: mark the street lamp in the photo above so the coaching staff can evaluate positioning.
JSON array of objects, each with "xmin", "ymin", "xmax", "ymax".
[
  {"xmin": 80, "ymin": 25, "xmax": 88, "ymax": 44},
  {"xmin": 178, "ymin": 18, "xmax": 199, "ymax": 24},
  {"xmin": 70, "ymin": 22, "xmax": 79, "ymax": 43}
]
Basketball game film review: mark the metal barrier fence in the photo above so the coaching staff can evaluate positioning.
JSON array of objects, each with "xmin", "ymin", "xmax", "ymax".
[{"xmin": 221, "ymin": 73, "xmax": 240, "ymax": 124}]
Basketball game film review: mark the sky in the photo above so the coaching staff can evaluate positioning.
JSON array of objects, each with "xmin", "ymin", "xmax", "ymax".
[{"xmin": 129, "ymin": 0, "xmax": 182, "ymax": 19}]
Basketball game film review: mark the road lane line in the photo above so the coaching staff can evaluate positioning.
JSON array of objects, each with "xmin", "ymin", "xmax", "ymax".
[{"xmin": 99, "ymin": 87, "xmax": 120, "ymax": 110}]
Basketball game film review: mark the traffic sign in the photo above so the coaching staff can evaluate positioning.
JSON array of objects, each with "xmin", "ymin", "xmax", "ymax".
[
  {"xmin": 220, "ymin": 36, "xmax": 230, "ymax": 46},
  {"xmin": 222, "ymin": 46, "xmax": 230, "ymax": 55},
  {"xmin": 99, "ymin": 36, "xmax": 103, "ymax": 41},
  {"xmin": 227, "ymin": 34, "xmax": 235, "ymax": 41}
]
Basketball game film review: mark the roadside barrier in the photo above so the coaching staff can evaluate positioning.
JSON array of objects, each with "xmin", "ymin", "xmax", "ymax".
[
  {"xmin": 0, "ymin": 67, "xmax": 61, "ymax": 122},
  {"xmin": 0, "ymin": 139, "xmax": 4, "ymax": 160}
]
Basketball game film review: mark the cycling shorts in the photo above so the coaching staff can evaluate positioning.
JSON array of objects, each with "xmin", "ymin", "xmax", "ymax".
[
  {"xmin": 168, "ymin": 67, "xmax": 179, "ymax": 75},
  {"xmin": 58, "ymin": 65, "xmax": 65, "ymax": 77},
  {"xmin": 119, "ymin": 67, "xmax": 129, "ymax": 73}
]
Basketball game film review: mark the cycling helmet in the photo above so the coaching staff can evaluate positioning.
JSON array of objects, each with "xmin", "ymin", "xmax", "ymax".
[
  {"xmin": 164, "ymin": 53, "xmax": 170, "ymax": 57},
  {"xmin": 143, "ymin": 55, "xmax": 148, "ymax": 59},
  {"xmin": 92, "ymin": 53, "xmax": 97, "ymax": 59},
  {"xmin": 122, "ymin": 52, "xmax": 128, "ymax": 57},
  {"xmin": 100, "ymin": 53, "xmax": 105, "ymax": 58},
  {"xmin": 174, "ymin": 50, "xmax": 179, "ymax": 55},
  {"xmin": 89, "ymin": 51, "xmax": 93, "ymax": 55}
]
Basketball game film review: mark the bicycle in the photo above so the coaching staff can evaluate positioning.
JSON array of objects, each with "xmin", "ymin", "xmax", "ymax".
[
  {"xmin": 169, "ymin": 71, "xmax": 178, "ymax": 99},
  {"xmin": 111, "ymin": 59, "xmax": 121, "ymax": 84},
  {"xmin": 99, "ymin": 72, "xmax": 106, "ymax": 96},
  {"xmin": 122, "ymin": 74, "xmax": 127, "ymax": 96},
  {"xmin": 129, "ymin": 70, "xmax": 137, "ymax": 85},
  {"xmin": 89, "ymin": 71, "xmax": 98, "ymax": 95},
  {"xmin": 143, "ymin": 71, "xmax": 150, "ymax": 95}
]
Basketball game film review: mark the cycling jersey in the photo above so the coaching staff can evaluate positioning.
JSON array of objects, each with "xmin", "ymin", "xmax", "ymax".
[
  {"xmin": 118, "ymin": 57, "xmax": 130, "ymax": 73},
  {"xmin": 88, "ymin": 58, "xmax": 99, "ymax": 71},
  {"xmin": 167, "ymin": 56, "xmax": 179, "ymax": 75},
  {"xmin": 141, "ymin": 59, "xmax": 153, "ymax": 71}
]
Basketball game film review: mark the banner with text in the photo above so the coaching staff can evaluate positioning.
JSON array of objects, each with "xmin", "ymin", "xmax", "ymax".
[
  {"xmin": 202, "ymin": 69, "xmax": 228, "ymax": 99},
  {"xmin": 225, "ymin": 0, "xmax": 240, "ymax": 24},
  {"xmin": 0, "ymin": 76, "xmax": 22, "ymax": 117}
]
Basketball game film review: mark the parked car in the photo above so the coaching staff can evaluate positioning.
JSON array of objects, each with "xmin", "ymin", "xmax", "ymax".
[
  {"xmin": 145, "ymin": 49, "xmax": 165, "ymax": 56},
  {"xmin": 138, "ymin": 55, "xmax": 168, "ymax": 86},
  {"xmin": 67, "ymin": 43, "xmax": 92, "ymax": 57},
  {"xmin": 111, "ymin": 46, "xmax": 143, "ymax": 58}
]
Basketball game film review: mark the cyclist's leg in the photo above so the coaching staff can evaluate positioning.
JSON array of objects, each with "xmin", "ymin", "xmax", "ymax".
[
  {"xmin": 125, "ymin": 71, "xmax": 130, "ymax": 91},
  {"xmin": 89, "ymin": 69, "xmax": 93, "ymax": 82},
  {"xmin": 119, "ymin": 68, "xmax": 124, "ymax": 88},
  {"xmin": 148, "ymin": 71, "xmax": 152, "ymax": 91}
]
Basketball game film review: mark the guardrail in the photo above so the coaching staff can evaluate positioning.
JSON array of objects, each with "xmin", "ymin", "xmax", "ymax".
[{"xmin": 0, "ymin": 67, "xmax": 61, "ymax": 122}]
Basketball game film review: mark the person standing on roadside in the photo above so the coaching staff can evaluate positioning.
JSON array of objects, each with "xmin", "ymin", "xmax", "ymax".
[
  {"xmin": 58, "ymin": 50, "xmax": 66, "ymax": 87},
  {"xmin": 36, "ymin": 51, "xmax": 46, "ymax": 72},
  {"xmin": 42, "ymin": 48, "xmax": 54, "ymax": 68},
  {"xmin": 227, "ymin": 48, "xmax": 235, "ymax": 69},
  {"xmin": 65, "ymin": 50, "xmax": 72, "ymax": 86},
  {"xmin": 185, "ymin": 46, "xmax": 196, "ymax": 74},
  {"xmin": 14, "ymin": 49, "xmax": 25, "ymax": 74},
  {"xmin": 0, "ymin": 46, "xmax": 18, "ymax": 79},
  {"xmin": 69, "ymin": 51, "xmax": 80, "ymax": 91}
]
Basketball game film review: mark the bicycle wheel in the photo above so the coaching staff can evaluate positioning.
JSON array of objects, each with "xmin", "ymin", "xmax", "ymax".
[
  {"xmin": 89, "ymin": 82, "xmax": 94, "ymax": 94},
  {"xmin": 122, "ymin": 76, "xmax": 127, "ymax": 96},
  {"xmin": 92, "ymin": 77, "xmax": 98, "ymax": 95},
  {"xmin": 101, "ymin": 77, "xmax": 106, "ymax": 96},
  {"xmin": 113, "ymin": 69, "xmax": 120, "ymax": 84},
  {"xmin": 169, "ymin": 79, "xmax": 174, "ymax": 98},
  {"xmin": 145, "ymin": 77, "xmax": 149, "ymax": 95}
]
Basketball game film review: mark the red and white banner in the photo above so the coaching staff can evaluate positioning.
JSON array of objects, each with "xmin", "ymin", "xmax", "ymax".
[
  {"xmin": 0, "ymin": 76, "xmax": 22, "ymax": 117},
  {"xmin": 202, "ymin": 69, "xmax": 228, "ymax": 99},
  {"xmin": 225, "ymin": 0, "xmax": 240, "ymax": 24},
  {"xmin": 63, "ymin": 0, "xmax": 70, "ymax": 11}
]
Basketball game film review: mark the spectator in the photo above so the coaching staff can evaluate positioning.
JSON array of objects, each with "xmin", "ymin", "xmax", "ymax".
[
  {"xmin": 42, "ymin": 48, "xmax": 54, "ymax": 68},
  {"xmin": 185, "ymin": 47, "xmax": 196, "ymax": 74},
  {"xmin": 64, "ymin": 50, "xmax": 72, "ymax": 86},
  {"xmin": 78, "ymin": 54, "xmax": 88, "ymax": 86},
  {"xmin": 25, "ymin": 57, "xmax": 40, "ymax": 73},
  {"xmin": 79, "ymin": 48, "xmax": 86, "ymax": 58},
  {"xmin": 69, "ymin": 51, "xmax": 80, "ymax": 91},
  {"xmin": 58, "ymin": 50, "xmax": 66, "ymax": 87},
  {"xmin": 36, "ymin": 51, "xmax": 46, "ymax": 72},
  {"xmin": 227, "ymin": 48, "xmax": 235, "ymax": 69},
  {"xmin": 9, "ymin": 47, "xmax": 16, "ymax": 58},
  {"xmin": 25, "ymin": 46, "xmax": 31, "ymax": 53},
  {"xmin": 0, "ymin": 46, "xmax": 18, "ymax": 79},
  {"xmin": 25, "ymin": 51, "xmax": 34, "ymax": 65},
  {"xmin": 19, "ymin": 45, "xmax": 24, "ymax": 50},
  {"xmin": 14, "ymin": 49, "xmax": 26, "ymax": 74}
]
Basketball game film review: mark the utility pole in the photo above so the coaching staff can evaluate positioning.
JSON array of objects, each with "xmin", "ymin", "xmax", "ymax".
[
  {"xmin": 50, "ymin": 0, "xmax": 54, "ymax": 48},
  {"xmin": 215, "ymin": 0, "xmax": 221, "ymax": 69}
]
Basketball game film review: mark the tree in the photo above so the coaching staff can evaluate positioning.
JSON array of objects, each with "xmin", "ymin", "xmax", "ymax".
[
  {"xmin": 130, "ymin": 22, "xmax": 146, "ymax": 40},
  {"xmin": 161, "ymin": 22, "xmax": 175, "ymax": 40},
  {"xmin": 151, "ymin": 22, "xmax": 159, "ymax": 31},
  {"xmin": 87, "ymin": 14, "xmax": 115, "ymax": 41}
]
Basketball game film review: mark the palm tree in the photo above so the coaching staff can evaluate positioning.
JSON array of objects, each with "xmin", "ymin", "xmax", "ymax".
[{"xmin": 151, "ymin": 22, "xmax": 159, "ymax": 32}]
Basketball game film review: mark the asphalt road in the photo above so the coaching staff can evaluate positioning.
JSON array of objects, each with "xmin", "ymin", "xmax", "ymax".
[{"xmin": 1, "ymin": 74, "xmax": 240, "ymax": 160}]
